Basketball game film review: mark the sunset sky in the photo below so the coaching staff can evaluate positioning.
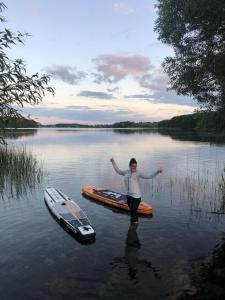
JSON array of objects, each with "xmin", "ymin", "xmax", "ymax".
[{"xmin": 5, "ymin": 0, "xmax": 197, "ymax": 124}]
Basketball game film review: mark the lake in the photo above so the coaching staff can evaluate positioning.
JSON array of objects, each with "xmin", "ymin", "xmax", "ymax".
[{"xmin": 1, "ymin": 128, "xmax": 225, "ymax": 300}]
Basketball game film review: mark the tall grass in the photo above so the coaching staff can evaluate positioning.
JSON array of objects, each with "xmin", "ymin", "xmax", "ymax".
[
  {"xmin": 144, "ymin": 164, "xmax": 225, "ymax": 214},
  {"xmin": 181, "ymin": 167, "xmax": 225, "ymax": 213},
  {"xmin": 0, "ymin": 145, "xmax": 43, "ymax": 198}
]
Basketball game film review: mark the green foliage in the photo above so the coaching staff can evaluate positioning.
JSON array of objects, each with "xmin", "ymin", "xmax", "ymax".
[
  {"xmin": 110, "ymin": 121, "xmax": 156, "ymax": 128},
  {"xmin": 196, "ymin": 111, "xmax": 217, "ymax": 131},
  {"xmin": 40, "ymin": 115, "xmax": 224, "ymax": 132},
  {"xmin": 196, "ymin": 111, "xmax": 225, "ymax": 131},
  {"xmin": 158, "ymin": 111, "xmax": 225, "ymax": 131},
  {"xmin": 158, "ymin": 113, "xmax": 199, "ymax": 130},
  {"xmin": 0, "ymin": 2, "xmax": 54, "ymax": 143},
  {"xmin": 0, "ymin": 116, "xmax": 39, "ymax": 128},
  {"xmin": 155, "ymin": 0, "xmax": 225, "ymax": 115}
]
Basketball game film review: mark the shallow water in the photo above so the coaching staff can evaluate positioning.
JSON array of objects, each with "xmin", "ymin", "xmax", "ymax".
[{"xmin": 1, "ymin": 129, "xmax": 225, "ymax": 300}]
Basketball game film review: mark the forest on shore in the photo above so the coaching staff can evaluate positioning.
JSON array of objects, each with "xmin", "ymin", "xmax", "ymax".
[{"xmin": 6, "ymin": 111, "xmax": 218, "ymax": 132}]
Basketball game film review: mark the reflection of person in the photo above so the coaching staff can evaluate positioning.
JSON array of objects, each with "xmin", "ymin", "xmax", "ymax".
[
  {"xmin": 109, "ymin": 225, "xmax": 160, "ymax": 282},
  {"xmin": 110, "ymin": 157, "xmax": 162, "ymax": 224},
  {"xmin": 125, "ymin": 224, "xmax": 140, "ymax": 279}
]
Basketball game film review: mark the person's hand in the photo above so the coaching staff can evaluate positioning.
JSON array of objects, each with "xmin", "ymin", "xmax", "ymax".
[
  {"xmin": 110, "ymin": 157, "xmax": 114, "ymax": 163},
  {"xmin": 157, "ymin": 168, "xmax": 163, "ymax": 174}
]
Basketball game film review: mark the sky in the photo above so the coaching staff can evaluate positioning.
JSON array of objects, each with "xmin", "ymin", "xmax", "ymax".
[{"xmin": 4, "ymin": 0, "xmax": 197, "ymax": 124}]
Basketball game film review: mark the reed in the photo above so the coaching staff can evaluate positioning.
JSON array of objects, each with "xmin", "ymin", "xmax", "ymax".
[
  {"xmin": 146, "ymin": 163, "xmax": 225, "ymax": 214},
  {"xmin": 179, "ymin": 166, "xmax": 225, "ymax": 213},
  {"xmin": 0, "ymin": 145, "xmax": 43, "ymax": 198}
]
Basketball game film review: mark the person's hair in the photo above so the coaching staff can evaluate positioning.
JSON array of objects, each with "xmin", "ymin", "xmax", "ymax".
[{"xmin": 129, "ymin": 158, "xmax": 137, "ymax": 166}]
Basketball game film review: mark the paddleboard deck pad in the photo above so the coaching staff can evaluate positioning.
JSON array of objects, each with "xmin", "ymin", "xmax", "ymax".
[
  {"xmin": 82, "ymin": 185, "xmax": 153, "ymax": 215},
  {"xmin": 44, "ymin": 187, "xmax": 95, "ymax": 240}
]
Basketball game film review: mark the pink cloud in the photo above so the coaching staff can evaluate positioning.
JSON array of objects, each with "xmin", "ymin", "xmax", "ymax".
[
  {"xmin": 113, "ymin": 2, "xmax": 135, "ymax": 14},
  {"xmin": 93, "ymin": 53, "xmax": 153, "ymax": 83},
  {"xmin": 140, "ymin": 68, "xmax": 169, "ymax": 91}
]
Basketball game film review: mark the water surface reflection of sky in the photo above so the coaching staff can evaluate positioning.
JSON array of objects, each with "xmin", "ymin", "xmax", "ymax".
[{"xmin": 1, "ymin": 129, "xmax": 225, "ymax": 300}]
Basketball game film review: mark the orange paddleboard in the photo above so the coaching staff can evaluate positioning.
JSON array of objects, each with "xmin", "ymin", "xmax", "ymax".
[{"xmin": 82, "ymin": 185, "xmax": 153, "ymax": 215}]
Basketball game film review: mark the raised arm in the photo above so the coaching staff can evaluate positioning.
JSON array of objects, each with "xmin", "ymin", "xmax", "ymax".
[
  {"xmin": 110, "ymin": 158, "xmax": 126, "ymax": 176},
  {"xmin": 139, "ymin": 168, "xmax": 163, "ymax": 179}
]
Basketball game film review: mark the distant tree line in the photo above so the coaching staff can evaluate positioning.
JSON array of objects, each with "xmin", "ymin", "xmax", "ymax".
[
  {"xmin": 5, "ymin": 112, "xmax": 220, "ymax": 132},
  {"xmin": 41, "ymin": 113, "xmax": 222, "ymax": 131},
  {"xmin": 158, "ymin": 111, "xmax": 223, "ymax": 131},
  {"xmin": 5, "ymin": 118, "xmax": 157, "ymax": 129},
  {"xmin": 158, "ymin": 114, "xmax": 199, "ymax": 130},
  {"xmin": 40, "ymin": 121, "xmax": 158, "ymax": 129},
  {"xmin": 0, "ymin": 116, "xmax": 39, "ymax": 128}
]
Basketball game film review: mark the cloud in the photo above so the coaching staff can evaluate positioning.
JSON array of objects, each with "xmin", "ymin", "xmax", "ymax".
[
  {"xmin": 139, "ymin": 68, "xmax": 196, "ymax": 106},
  {"xmin": 45, "ymin": 65, "xmax": 86, "ymax": 85},
  {"xmin": 149, "ymin": 90, "xmax": 197, "ymax": 106},
  {"xmin": 22, "ymin": 105, "xmax": 148, "ymax": 124},
  {"xmin": 78, "ymin": 90, "xmax": 115, "ymax": 99},
  {"xmin": 107, "ymin": 87, "xmax": 119, "ymax": 92},
  {"xmin": 124, "ymin": 91, "xmax": 196, "ymax": 106},
  {"xmin": 125, "ymin": 94, "xmax": 150, "ymax": 99},
  {"xmin": 65, "ymin": 105, "xmax": 91, "ymax": 110},
  {"xmin": 139, "ymin": 67, "xmax": 169, "ymax": 91},
  {"xmin": 92, "ymin": 53, "xmax": 196, "ymax": 106},
  {"xmin": 113, "ymin": 2, "xmax": 134, "ymax": 15},
  {"xmin": 93, "ymin": 53, "xmax": 153, "ymax": 83}
]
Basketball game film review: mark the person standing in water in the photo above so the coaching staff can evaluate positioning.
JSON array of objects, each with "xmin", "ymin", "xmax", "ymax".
[{"xmin": 110, "ymin": 157, "xmax": 162, "ymax": 224}]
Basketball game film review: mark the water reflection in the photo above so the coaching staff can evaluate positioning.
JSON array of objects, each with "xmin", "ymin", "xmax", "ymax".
[
  {"xmin": 158, "ymin": 129, "xmax": 225, "ymax": 144},
  {"xmin": 125, "ymin": 224, "xmax": 141, "ymax": 280},
  {"xmin": 3, "ymin": 128, "xmax": 225, "ymax": 146},
  {"xmin": 112, "ymin": 128, "xmax": 225, "ymax": 144},
  {"xmin": 110, "ymin": 224, "xmax": 161, "ymax": 282},
  {"xmin": 1, "ymin": 128, "xmax": 225, "ymax": 299},
  {"xmin": 3, "ymin": 129, "xmax": 37, "ymax": 140}
]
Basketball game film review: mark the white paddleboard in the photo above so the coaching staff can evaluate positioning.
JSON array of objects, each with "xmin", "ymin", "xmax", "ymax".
[{"xmin": 44, "ymin": 187, "xmax": 95, "ymax": 240}]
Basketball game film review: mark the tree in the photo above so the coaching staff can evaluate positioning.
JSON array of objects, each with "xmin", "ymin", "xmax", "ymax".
[
  {"xmin": 154, "ymin": 0, "xmax": 225, "ymax": 117},
  {"xmin": 0, "ymin": 2, "xmax": 54, "ymax": 144}
]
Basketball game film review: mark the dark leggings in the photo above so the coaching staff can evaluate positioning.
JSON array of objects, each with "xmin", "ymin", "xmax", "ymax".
[{"xmin": 127, "ymin": 195, "xmax": 141, "ymax": 223}]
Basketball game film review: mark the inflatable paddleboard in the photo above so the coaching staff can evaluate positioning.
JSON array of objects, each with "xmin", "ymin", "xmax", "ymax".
[
  {"xmin": 82, "ymin": 185, "xmax": 153, "ymax": 215},
  {"xmin": 44, "ymin": 187, "xmax": 95, "ymax": 240}
]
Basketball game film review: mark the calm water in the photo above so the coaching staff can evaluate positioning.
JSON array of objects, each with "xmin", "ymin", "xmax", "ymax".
[{"xmin": 1, "ymin": 129, "xmax": 225, "ymax": 300}]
